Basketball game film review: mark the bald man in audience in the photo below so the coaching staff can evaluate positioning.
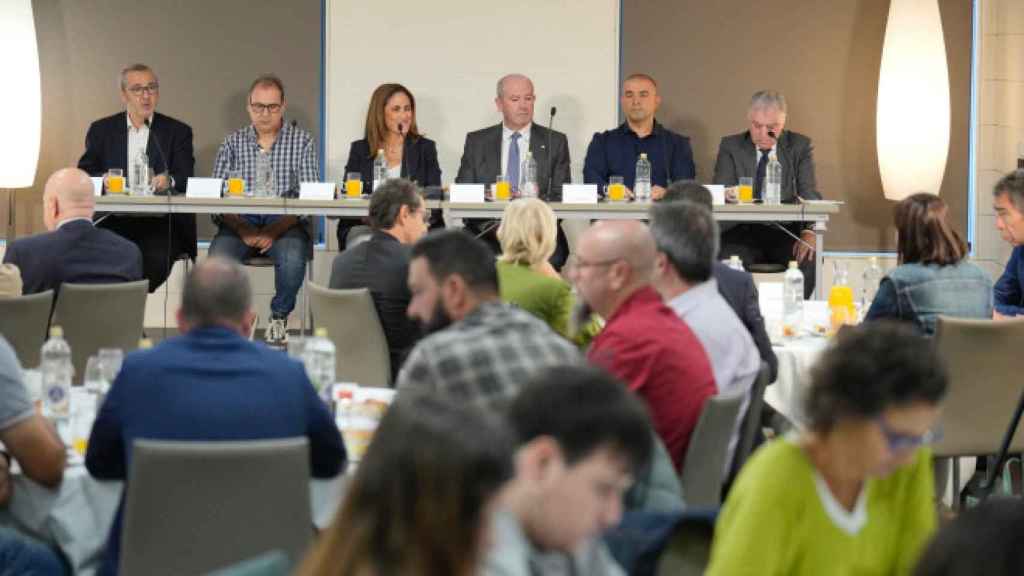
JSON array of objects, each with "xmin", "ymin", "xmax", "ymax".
[
  {"xmin": 2, "ymin": 168, "xmax": 142, "ymax": 295},
  {"xmin": 569, "ymin": 221, "xmax": 716, "ymax": 470}
]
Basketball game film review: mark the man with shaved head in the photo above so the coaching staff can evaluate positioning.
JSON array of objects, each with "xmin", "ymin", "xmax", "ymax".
[
  {"xmin": 3, "ymin": 168, "xmax": 142, "ymax": 295},
  {"xmin": 568, "ymin": 221, "xmax": 716, "ymax": 471}
]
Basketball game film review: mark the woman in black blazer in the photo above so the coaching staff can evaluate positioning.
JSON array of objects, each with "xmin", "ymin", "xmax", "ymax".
[{"xmin": 337, "ymin": 83, "xmax": 442, "ymax": 249}]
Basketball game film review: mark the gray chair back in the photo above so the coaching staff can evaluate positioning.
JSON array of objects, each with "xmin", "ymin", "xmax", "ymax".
[
  {"xmin": 679, "ymin": 393, "xmax": 745, "ymax": 507},
  {"xmin": 729, "ymin": 362, "xmax": 770, "ymax": 479},
  {"xmin": 120, "ymin": 438, "xmax": 311, "ymax": 576},
  {"xmin": 931, "ymin": 316, "xmax": 1024, "ymax": 457},
  {"xmin": 308, "ymin": 283, "xmax": 391, "ymax": 387},
  {"xmin": 0, "ymin": 290, "xmax": 54, "ymax": 368},
  {"xmin": 655, "ymin": 515, "xmax": 716, "ymax": 576},
  {"xmin": 52, "ymin": 280, "xmax": 147, "ymax": 383}
]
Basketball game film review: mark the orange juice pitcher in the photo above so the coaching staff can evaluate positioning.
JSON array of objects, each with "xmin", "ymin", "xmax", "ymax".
[{"xmin": 828, "ymin": 262, "xmax": 857, "ymax": 334}]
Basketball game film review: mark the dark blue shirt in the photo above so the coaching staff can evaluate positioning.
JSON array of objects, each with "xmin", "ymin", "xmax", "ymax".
[
  {"xmin": 995, "ymin": 245, "xmax": 1024, "ymax": 316},
  {"xmin": 583, "ymin": 121, "xmax": 696, "ymax": 190},
  {"xmin": 86, "ymin": 326, "xmax": 346, "ymax": 575}
]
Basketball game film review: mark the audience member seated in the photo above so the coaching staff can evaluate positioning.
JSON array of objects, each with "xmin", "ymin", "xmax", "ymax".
[
  {"xmin": 336, "ymin": 83, "xmax": 442, "ymax": 250},
  {"xmin": 662, "ymin": 180, "xmax": 778, "ymax": 381},
  {"xmin": 992, "ymin": 170, "xmax": 1024, "ymax": 317},
  {"xmin": 86, "ymin": 257, "xmax": 345, "ymax": 576},
  {"xmin": 0, "ymin": 264, "xmax": 22, "ymax": 297},
  {"xmin": 569, "ymin": 220, "xmax": 716, "ymax": 470},
  {"xmin": 0, "ymin": 336, "xmax": 67, "ymax": 574},
  {"xmin": 396, "ymin": 231, "xmax": 580, "ymax": 410},
  {"xmin": 496, "ymin": 199, "xmax": 573, "ymax": 338},
  {"xmin": 329, "ymin": 179, "xmax": 428, "ymax": 380},
  {"xmin": 913, "ymin": 498, "xmax": 1024, "ymax": 576},
  {"xmin": 864, "ymin": 193, "xmax": 991, "ymax": 335},
  {"xmin": 2, "ymin": 168, "xmax": 142, "ymax": 296},
  {"xmin": 649, "ymin": 200, "xmax": 760, "ymax": 470},
  {"xmin": 484, "ymin": 365, "xmax": 654, "ymax": 576},
  {"xmin": 706, "ymin": 322, "xmax": 946, "ymax": 575},
  {"xmin": 296, "ymin": 394, "xmax": 513, "ymax": 576}
]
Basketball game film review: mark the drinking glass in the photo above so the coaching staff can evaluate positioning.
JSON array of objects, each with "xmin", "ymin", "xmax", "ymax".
[
  {"xmin": 226, "ymin": 170, "xmax": 246, "ymax": 197},
  {"xmin": 345, "ymin": 172, "xmax": 363, "ymax": 198},
  {"xmin": 84, "ymin": 355, "xmax": 107, "ymax": 394},
  {"xmin": 106, "ymin": 169, "xmax": 125, "ymax": 194},
  {"xmin": 98, "ymin": 348, "xmax": 124, "ymax": 384},
  {"xmin": 494, "ymin": 174, "xmax": 511, "ymax": 201},
  {"xmin": 607, "ymin": 176, "xmax": 626, "ymax": 202},
  {"xmin": 737, "ymin": 177, "xmax": 754, "ymax": 203}
]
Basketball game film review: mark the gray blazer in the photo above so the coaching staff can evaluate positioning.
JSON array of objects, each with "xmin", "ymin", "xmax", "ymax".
[
  {"xmin": 455, "ymin": 123, "xmax": 571, "ymax": 201},
  {"xmin": 712, "ymin": 130, "xmax": 821, "ymax": 202}
]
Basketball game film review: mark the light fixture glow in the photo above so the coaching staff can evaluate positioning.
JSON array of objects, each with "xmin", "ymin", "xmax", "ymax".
[
  {"xmin": 0, "ymin": 0, "xmax": 42, "ymax": 188},
  {"xmin": 876, "ymin": 0, "xmax": 950, "ymax": 200}
]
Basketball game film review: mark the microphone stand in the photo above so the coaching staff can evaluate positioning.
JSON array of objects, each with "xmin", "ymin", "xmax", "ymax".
[{"xmin": 546, "ymin": 107, "xmax": 556, "ymax": 201}]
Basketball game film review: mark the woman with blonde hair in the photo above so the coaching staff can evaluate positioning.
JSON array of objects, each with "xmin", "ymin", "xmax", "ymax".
[
  {"xmin": 496, "ymin": 198, "xmax": 574, "ymax": 337},
  {"xmin": 295, "ymin": 394, "xmax": 513, "ymax": 576}
]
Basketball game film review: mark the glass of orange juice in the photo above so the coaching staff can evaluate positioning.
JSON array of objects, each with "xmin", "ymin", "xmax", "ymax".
[
  {"xmin": 226, "ymin": 170, "xmax": 245, "ymax": 197},
  {"xmin": 737, "ymin": 177, "xmax": 754, "ymax": 203},
  {"xmin": 106, "ymin": 169, "xmax": 124, "ymax": 194},
  {"xmin": 607, "ymin": 176, "xmax": 626, "ymax": 202},
  {"xmin": 345, "ymin": 172, "xmax": 363, "ymax": 198},
  {"xmin": 495, "ymin": 174, "xmax": 511, "ymax": 201}
]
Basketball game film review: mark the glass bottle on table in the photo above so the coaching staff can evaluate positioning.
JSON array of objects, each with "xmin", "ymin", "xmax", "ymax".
[
  {"xmin": 40, "ymin": 326, "xmax": 72, "ymax": 424},
  {"xmin": 828, "ymin": 261, "xmax": 857, "ymax": 333},
  {"xmin": 520, "ymin": 151, "xmax": 538, "ymax": 199},
  {"xmin": 131, "ymin": 150, "xmax": 152, "ymax": 196},
  {"xmin": 634, "ymin": 153, "xmax": 652, "ymax": 202},
  {"xmin": 372, "ymin": 149, "xmax": 387, "ymax": 192},
  {"xmin": 255, "ymin": 151, "xmax": 274, "ymax": 197},
  {"xmin": 765, "ymin": 152, "xmax": 782, "ymax": 205},
  {"xmin": 782, "ymin": 261, "xmax": 804, "ymax": 338},
  {"xmin": 860, "ymin": 256, "xmax": 884, "ymax": 314}
]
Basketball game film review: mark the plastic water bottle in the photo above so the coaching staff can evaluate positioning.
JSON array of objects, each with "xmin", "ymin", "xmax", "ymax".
[
  {"xmin": 782, "ymin": 261, "xmax": 805, "ymax": 337},
  {"xmin": 727, "ymin": 255, "xmax": 745, "ymax": 272},
  {"xmin": 131, "ymin": 150, "xmax": 151, "ymax": 196},
  {"xmin": 372, "ymin": 149, "xmax": 387, "ymax": 192},
  {"xmin": 861, "ymin": 256, "xmax": 883, "ymax": 311},
  {"xmin": 41, "ymin": 326, "xmax": 73, "ymax": 422},
  {"xmin": 304, "ymin": 328, "xmax": 336, "ymax": 403},
  {"xmin": 765, "ymin": 152, "xmax": 782, "ymax": 205},
  {"xmin": 255, "ymin": 151, "xmax": 275, "ymax": 197},
  {"xmin": 519, "ymin": 151, "xmax": 538, "ymax": 198},
  {"xmin": 634, "ymin": 153, "xmax": 652, "ymax": 202}
]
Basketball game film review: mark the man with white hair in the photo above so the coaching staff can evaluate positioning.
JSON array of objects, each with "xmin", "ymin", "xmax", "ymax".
[
  {"xmin": 712, "ymin": 90, "xmax": 821, "ymax": 297},
  {"xmin": 2, "ymin": 168, "xmax": 142, "ymax": 295}
]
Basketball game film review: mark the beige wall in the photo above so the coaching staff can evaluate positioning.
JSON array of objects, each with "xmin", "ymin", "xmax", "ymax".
[
  {"xmin": 622, "ymin": 0, "xmax": 973, "ymax": 252},
  {"xmin": 975, "ymin": 0, "xmax": 1023, "ymax": 281},
  {"xmin": 1, "ymin": 0, "xmax": 321, "ymax": 240}
]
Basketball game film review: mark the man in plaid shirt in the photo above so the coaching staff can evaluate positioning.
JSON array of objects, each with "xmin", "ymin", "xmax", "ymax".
[
  {"xmin": 396, "ymin": 230, "xmax": 581, "ymax": 409},
  {"xmin": 210, "ymin": 74, "xmax": 318, "ymax": 345}
]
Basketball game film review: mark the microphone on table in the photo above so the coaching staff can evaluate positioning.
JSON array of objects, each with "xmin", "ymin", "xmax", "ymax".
[
  {"xmin": 144, "ymin": 117, "xmax": 173, "ymax": 196},
  {"xmin": 546, "ymin": 106, "xmax": 557, "ymax": 201}
]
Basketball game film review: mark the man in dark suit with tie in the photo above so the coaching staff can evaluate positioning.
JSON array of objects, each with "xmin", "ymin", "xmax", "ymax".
[
  {"xmin": 455, "ymin": 74, "xmax": 571, "ymax": 265},
  {"xmin": 3, "ymin": 168, "xmax": 142, "ymax": 296},
  {"xmin": 712, "ymin": 90, "xmax": 821, "ymax": 298},
  {"xmin": 77, "ymin": 63, "xmax": 196, "ymax": 293}
]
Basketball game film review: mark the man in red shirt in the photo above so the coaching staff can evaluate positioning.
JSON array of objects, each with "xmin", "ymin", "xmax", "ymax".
[{"xmin": 569, "ymin": 220, "xmax": 716, "ymax": 470}]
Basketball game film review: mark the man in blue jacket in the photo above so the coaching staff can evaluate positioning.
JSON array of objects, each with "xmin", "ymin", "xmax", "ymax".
[
  {"xmin": 85, "ymin": 256, "xmax": 346, "ymax": 575},
  {"xmin": 994, "ymin": 170, "xmax": 1024, "ymax": 318}
]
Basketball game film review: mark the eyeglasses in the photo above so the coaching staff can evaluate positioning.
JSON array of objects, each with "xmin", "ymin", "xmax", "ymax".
[
  {"xmin": 876, "ymin": 417, "xmax": 943, "ymax": 452},
  {"xmin": 126, "ymin": 83, "xmax": 159, "ymax": 96},
  {"xmin": 250, "ymin": 102, "xmax": 282, "ymax": 115}
]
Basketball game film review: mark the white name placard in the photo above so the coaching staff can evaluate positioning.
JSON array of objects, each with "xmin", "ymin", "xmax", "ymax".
[
  {"xmin": 90, "ymin": 177, "xmax": 103, "ymax": 197},
  {"xmin": 704, "ymin": 184, "xmax": 726, "ymax": 205},
  {"xmin": 299, "ymin": 182, "xmax": 336, "ymax": 200},
  {"xmin": 561, "ymin": 184, "xmax": 599, "ymax": 204},
  {"xmin": 186, "ymin": 177, "xmax": 223, "ymax": 199},
  {"xmin": 449, "ymin": 184, "xmax": 485, "ymax": 203}
]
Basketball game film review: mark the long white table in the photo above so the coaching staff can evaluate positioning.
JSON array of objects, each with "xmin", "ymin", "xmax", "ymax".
[{"xmin": 94, "ymin": 196, "xmax": 839, "ymax": 296}]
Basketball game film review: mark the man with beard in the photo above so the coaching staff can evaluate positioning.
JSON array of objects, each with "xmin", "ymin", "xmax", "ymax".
[{"xmin": 395, "ymin": 230, "xmax": 580, "ymax": 410}]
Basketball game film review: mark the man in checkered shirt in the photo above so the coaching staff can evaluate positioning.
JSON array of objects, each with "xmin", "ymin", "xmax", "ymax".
[
  {"xmin": 210, "ymin": 74, "xmax": 318, "ymax": 345},
  {"xmin": 396, "ymin": 230, "xmax": 581, "ymax": 409}
]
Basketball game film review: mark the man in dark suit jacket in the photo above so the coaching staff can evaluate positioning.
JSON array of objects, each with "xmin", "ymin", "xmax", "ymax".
[
  {"xmin": 86, "ymin": 257, "xmax": 346, "ymax": 576},
  {"xmin": 77, "ymin": 63, "xmax": 196, "ymax": 293},
  {"xmin": 456, "ymin": 74, "xmax": 571, "ymax": 265},
  {"xmin": 329, "ymin": 179, "xmax": 428, "ymax": 382},
  {"xmin": 712, "ymin": 90, "xmax": 822, "ymax": 298},
  {"xmin": 3, "ymin": 168, "xmax": 142, "ymax": 296},
  {"xmin": 662, "ymin": 181, "xmax": 778, "ymax": 382}
]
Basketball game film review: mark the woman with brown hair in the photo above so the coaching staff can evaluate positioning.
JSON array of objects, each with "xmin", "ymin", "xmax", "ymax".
[
  {"xmin": 863, "ymin": 192, "xmax": 992, "ymax": 334},
  {"xmin": 337, "ymin": 83, "xmax": 441, "ymax": 249},
  {"xmin": 294, "ymin": 393, "xmax": 513, "ymax": 576}
]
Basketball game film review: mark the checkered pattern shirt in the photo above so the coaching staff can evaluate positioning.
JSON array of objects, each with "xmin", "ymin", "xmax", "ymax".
[
  {"xmin": 212, "ymin": 121, "xmax": 319, "ymax": 196},
  {"xmin": 395, "ymin": 302, "xmax": 582, "ymax": 411}
]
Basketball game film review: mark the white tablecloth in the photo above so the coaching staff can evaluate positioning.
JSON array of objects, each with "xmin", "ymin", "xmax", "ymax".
[
  {"xmin": 0, "ymin": 464, "xmax": 347, "ymax": 576},
  {"xmin": 765, "ymin": 336, "xmax": 829, "ymax": 428}
]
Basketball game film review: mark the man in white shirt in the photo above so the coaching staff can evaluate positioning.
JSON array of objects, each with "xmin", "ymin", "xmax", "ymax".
[{"xmin": 648, "ymin": 199, "xmax": 761, "ymax": 471}]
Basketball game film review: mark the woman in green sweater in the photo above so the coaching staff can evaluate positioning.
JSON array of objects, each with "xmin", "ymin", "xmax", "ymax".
[
  {"xmin": 495, "ymin": 199, "xmax": 574, "ymax": 337},
  {"xmin": 707, "ymin": 321, "xmax": 947, "ymax": 576}
]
